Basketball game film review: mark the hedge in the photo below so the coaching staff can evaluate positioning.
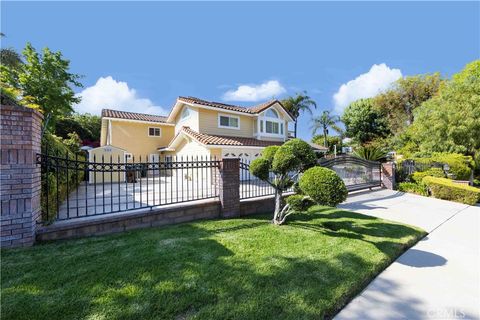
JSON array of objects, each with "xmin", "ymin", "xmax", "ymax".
[
  {"xmin": 414, "ymin": 153, "xmax": 473, "ymax": 180},
  {"xmin": 410, "ymin": 168, "xmax": 445, "ymax": 183},
  {"xmin": 41, "ymin": 133, "xmax": 85, "ymax": 222},
  {"xmin": 422, "ymin": 176, "xmax": 480, "ymax": 205},
  {"xmin": 397, "ymin": 182, "xmax": 428, "ymax": 196}
]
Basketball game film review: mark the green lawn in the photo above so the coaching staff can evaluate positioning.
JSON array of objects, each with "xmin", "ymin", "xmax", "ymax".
[{"xmin": 1, "ymin": 206, "xmax": 425, "ymax": 320}]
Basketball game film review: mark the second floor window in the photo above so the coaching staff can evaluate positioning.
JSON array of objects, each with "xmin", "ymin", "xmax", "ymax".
[
  {"xmin": 180, "ymin": 107, "xmax": 190, "ymax": 120},
  {"xmin": 149, "ymin": 127, "xmax": 161, "ymax": 137},
  {"xmin": 266, "ymin": 121, "xmax": 279, "ymax": 134},
  {"xmin": 218, "ymin": 115, "xmax": 239, "ymax": 129}
]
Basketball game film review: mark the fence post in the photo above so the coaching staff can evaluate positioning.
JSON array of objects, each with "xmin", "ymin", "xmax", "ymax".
[
  {"xmin": 218, "ymin": 158, "xmax": 240, "ymax": 218},
  {"xmin": 381, "ymin": 162, "xmax": 396, "ymax": 190},
  {"xmin": 1, "ymin": 104, "xmax": 43, "ymax": 248}
]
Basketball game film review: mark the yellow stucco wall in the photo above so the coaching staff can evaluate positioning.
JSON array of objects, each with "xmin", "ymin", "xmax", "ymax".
[
  {"xmin": 198, "ymin": 109, "xmax": 254, "ymax": 138},
  {"xmin": 100, "ymin": 119, "xmax": 108, "ymax": 146},
  {"xmin": 103, "ymin": 120, "xmax": 174, "ymax": 158},
  {"xmin": 175, "ymin": 106, "xmax": 199, "ymax": 134},
  {"xmin": 174, "ymin": 137, "xmax": 210, "ymax": 158}
]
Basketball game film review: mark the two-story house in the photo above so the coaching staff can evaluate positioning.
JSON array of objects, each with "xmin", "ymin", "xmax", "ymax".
[{"xmin": 93, "ymin": 96, "xmax": 296, "ymax": 163}]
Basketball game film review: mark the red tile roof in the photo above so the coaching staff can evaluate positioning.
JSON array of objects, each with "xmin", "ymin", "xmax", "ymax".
[
  {"xmin": 102, "ymin": 109, "xmax": 168, "ymax": 123},
  {"xmin": 179, "ymin": 127, "xmax": 284, "ymax": 147},
  {"xmin": 102, "ymin": 96, "xmax": 294, "ymax": 123},
  {"xmin": 177, "ymin": 96, "xmax": 293, "ymax": 118}
]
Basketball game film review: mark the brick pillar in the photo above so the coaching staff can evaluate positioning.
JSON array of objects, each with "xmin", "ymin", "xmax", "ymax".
[
  {"xmin": 218, "ymin": 158, "xmax": 240, "ymax": 218},
  {"xmin": 381, "ymin": 162, "xmax": 396, "ymax": 190},
  {"xmin": 1, "ymin": 104, "xmax": 43, "ymax": 248}
]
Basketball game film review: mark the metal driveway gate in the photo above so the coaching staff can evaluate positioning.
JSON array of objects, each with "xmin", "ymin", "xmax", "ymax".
[{"xmin": 318, "ymin": 155, "xmax": 382, "ymax": 191}]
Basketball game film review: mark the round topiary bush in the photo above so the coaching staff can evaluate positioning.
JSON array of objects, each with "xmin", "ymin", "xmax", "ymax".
[{"xmin": 299, "ymin": 166, "xmax": 348, "ymax": 207}]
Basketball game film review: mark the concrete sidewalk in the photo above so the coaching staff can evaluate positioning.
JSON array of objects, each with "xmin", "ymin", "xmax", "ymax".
[{"xmin": 335, "ymin": 189, "xmax": 480, "ymax": 320}]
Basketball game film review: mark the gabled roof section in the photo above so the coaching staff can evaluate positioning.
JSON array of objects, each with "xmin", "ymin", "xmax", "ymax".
[
  {"xmin": 102, "ymin": 109, "xmax": 168, "ymax": 123},
  {"xmin": 161, "ymin": 126, "xmax": 284, "ymax": 150},
  {"xmin": 173, "ymin": 96, "xmax": 294, "ymax": 120}
]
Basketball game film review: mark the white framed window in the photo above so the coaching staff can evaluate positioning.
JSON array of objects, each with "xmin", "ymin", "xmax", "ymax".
[
  {"xmin": 266, "ymin": 109, "xmax": 279, "ymax": 118},
  {"xmin": 266, "ymin": 121, "xmax": 280, "ymax": 134},
  {"xmin": 218, "ymin": 114, "xmax": 240, "ymax": 130},
  {"xmin": 180, "ymin": 107, "xmax": 190, "ymax": 121},
  {"xmin": 258, "ymin": 108, "xmax": 284, "ymax": 137},
  {"xmin": 125, "ymin": 153, "xmax": 132, "ymax": 161},
  {"xmin": 148, "ymin": 127, "xmax": 161, "ymax": 137}
]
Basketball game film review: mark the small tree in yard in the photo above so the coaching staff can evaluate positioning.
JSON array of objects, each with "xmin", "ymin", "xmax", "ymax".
[{"xmin": 250, "ymin": 139, "xmax": 316, "ymax": 225}]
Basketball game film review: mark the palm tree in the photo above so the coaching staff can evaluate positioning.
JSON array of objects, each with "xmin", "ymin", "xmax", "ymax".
[
  {"xmin": 0, "ymin": 33, "xmax": 23, "ymax": 69},
  {"xmin": 281, "ymin": 91, "xmax": 317, "ymax": 138},
  {"xmin": 311, "ymin": 111, "xmax": 343, "ymax": 147}
]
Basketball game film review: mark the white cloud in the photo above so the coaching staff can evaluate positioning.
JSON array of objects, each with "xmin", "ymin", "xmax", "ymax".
[
  {"xmin": 222, "ymin": 80, "xmax": 286, "ymax": 102},
  {"xmin": 333, "ymin": 64, "xmax": 402, "ymax": 113},
  {"xmin": 74, "ymin": 76, "xmax": 167, "ymax": 115}
]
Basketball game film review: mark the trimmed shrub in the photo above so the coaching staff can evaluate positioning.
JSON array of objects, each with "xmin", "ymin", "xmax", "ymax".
[
  {"xmin": 422, "ymin": 176, "xmax": 480, "ymax": 205},
  {"xmin": 286, "ymin": 195, "xmax": 314, "ymax": 212},
  {"xmin": 261, "ymin": 145, "xmax": 280, "ymax": 164},
  {"xmin": 250, "ymin": 157, "xmax": 270, "ymax": 181},
  {"xmin": 411, "ymin": 168, "xmax": 445, "ymax": 183},
  {"xmin": 415, "ymin": 153, "xmax": 472, "ymax": 180},
  {"xmin": 299, "ymin": 166, "xmax": 347, "ymax": 207},
  {"xmin": 397, "ymin": 182, "xmax": 428, "ymax": 196},
  {"xmin": 272, "ymin": 139, "xmax": 317, "ymax": 174}
]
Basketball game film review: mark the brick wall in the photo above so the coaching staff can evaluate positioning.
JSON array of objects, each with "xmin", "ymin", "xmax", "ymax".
[
  {"xmin": 381, "ymin": 162, "xmax": 396, "ymax": 190},
  {"xmin": 218, "ymin": 158, "xmax": 240, "ymax": 218},
  {"xmin": 1, "ymin": 104, "xmax": 43, "ymax": 247}
]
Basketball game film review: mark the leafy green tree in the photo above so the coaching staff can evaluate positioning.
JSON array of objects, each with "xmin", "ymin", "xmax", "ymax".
[
  {"xmin": 353, "ymin": 145, "xmax": 388, "ymax": 161},
  {"xmin": 312, "ymin": 135, "xmax": 342, "ymax": 154},
  {"xmin": 249, "ymin": 139, "xmax": 316, "ymax": 225},
  {"xmin": 342, "ymin": 98, "xmax": 389, "ymax": 145},
  {"xmin": 0, "ymin": 33, "xmax": 23, "ymax": 70},
  {"xmin": 411, "ymin": 60, "xmax": 480, "ymax": 160},
  {"xmin": 2, "ymin": 43, "xmax": 82, "ymax": 128},
  {"xmin": 63, "ymin": 132, "xmax": 82, "ymax": 153},
  {"xmin": 374, "ymin": 73, "xmax": 442, "ymax": 133},
  {"xmin": 311, "ymin": 111, "xmax": 343, "ymax": 147},
  {"xmin": 55, "ymin": 113, "xmax": 101, "ymax": 142},
  {"xmin": 281, "ymin": 91, "xmax": 317, "ymax": 138}
]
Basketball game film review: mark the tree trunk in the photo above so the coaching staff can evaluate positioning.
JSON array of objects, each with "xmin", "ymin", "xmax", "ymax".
[
  {"xmin": 273, "ymin": 189, "xmax": 283, "ymax": 224},
  {"xmin": 294, "ymin": 120, "xmax": 298, "ymax": 138}
]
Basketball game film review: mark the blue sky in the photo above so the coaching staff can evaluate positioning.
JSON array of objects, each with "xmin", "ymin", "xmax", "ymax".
[{"xmin": 1, "ymin": 1, "xmax": 479, "ymax": 140}]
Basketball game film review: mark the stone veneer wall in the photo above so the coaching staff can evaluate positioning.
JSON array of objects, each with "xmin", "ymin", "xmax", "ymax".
[
  {"xmin": 1, "ymin": 105, "xmax": 43, "ymax": 247},
  {"xmin": 36, "ymin": 196, "xmax": 277, "ymax": 242}
]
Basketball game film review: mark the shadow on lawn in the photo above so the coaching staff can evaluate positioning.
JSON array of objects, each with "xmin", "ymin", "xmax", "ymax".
[
  {"xmin": 2, "ymin": 211, "xmax": 425, "ymax": 320},
  {"xmin": 288, "ymin": 207, "xmax": 426, "ymax": 258}
]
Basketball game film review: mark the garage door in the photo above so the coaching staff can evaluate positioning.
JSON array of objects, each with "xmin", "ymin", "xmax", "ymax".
[{"xmin": 222, "ymin": 148, "xmax": 262, "ymax": 181}]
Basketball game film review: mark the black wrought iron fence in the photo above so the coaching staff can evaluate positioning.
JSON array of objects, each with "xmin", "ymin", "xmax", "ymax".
[
  {"xmin": 239, "ymin": 160, "xmax": 295, "ymax": 199},
  {"xmin": 318, "ymin": 155, "xmax": 382, "ymax": 191},
  {"xmin": 37, "ymin": 151, "xmax": 220, "ymax": 222},
  {"xmin": 395, "ymin": 160, "xmax": 444, "ymax": 182}
]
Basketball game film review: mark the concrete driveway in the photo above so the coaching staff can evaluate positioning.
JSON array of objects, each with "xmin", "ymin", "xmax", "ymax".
[{"xmin": 335, "ymin": 189, "xmax": 480, "ymax": 320}]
